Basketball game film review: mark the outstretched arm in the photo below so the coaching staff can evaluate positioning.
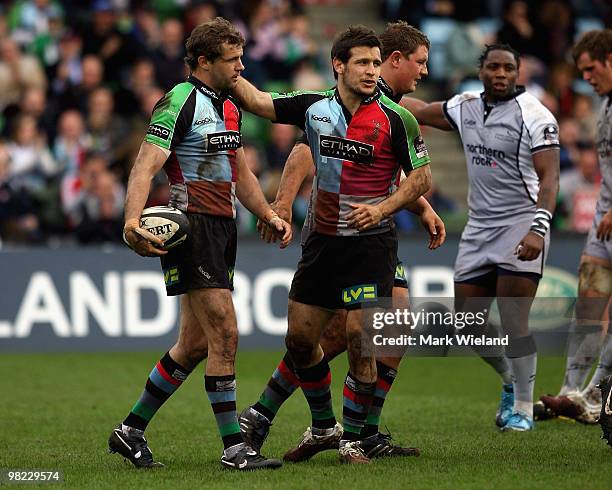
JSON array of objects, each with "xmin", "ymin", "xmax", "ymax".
[
  {"xmin": 233, "ymin": 77, "xmax": 276, "ymax": 120},
  {"xmin": 400, "ymin": 98, "xmax": 453, "ymax": 131}
]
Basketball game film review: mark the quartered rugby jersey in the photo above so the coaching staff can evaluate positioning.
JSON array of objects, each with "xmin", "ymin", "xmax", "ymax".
[
  {"xmin": 144, "ymin": 75, "xmax": 242, "ymax": 218},
  {"xmin": 272, "ymin": 86, "xmax": 430, "ymax": 236},
  {"xmin": 443, "ymin": 87, "xmax": 560, "ymax": 227},
  {"xmin": 596, "ymin": 95, "xmax": 612, "ymax": 214}
]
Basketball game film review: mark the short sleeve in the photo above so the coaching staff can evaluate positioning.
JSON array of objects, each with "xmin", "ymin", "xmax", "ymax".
[{"xmin": 145, "ymin": 83, "xmax": 195, "ymax": 151}]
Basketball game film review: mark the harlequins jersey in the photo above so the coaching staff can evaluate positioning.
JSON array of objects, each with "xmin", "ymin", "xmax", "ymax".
[
  {"xmin": 272, "ymin": 86, "xmax": 430, "ymax": 236},
  {"xmin": 145, "ymin": 75, "xmax": 242, "ymax": 218}
]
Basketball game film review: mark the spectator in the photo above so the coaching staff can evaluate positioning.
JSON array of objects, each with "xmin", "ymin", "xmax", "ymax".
[
  {"xmin": 6, "ymin": 113, "xmax": 57, "ymax": 193},
  {"xmin": 559, "ymin": 145, "xmax": 601, "ymax": 232},
  {"xmin": 265, "ymin": 123, "xmax": 297, "ymax": 171},
  {"xmin": 57, "ymin": 54, "xmax": 105, "ymax": 114},
  {"xmin": 86, "ymin": 87, "xmax": 129, "ymax": 172},
  {"xmin": 152, "ymin": 18, "xmax": 187, "ymax": 91},
  {"xmin": 496, "ymin": 0, "xmax": 536, "ymax": 58},
  {"xmin": 0, "ymin": 139, "xmax": 43, "ymax": 243},
  {"xmin": 7, "ymin": 0, "xmax": 65, "ymax": 48},
  {"xmin": 558, "ymin": 117, "xmax": 582, "ymax": 172},
  {"xmin": 0, "ymin": 38, "xmax": 47, "ymax": 111}
]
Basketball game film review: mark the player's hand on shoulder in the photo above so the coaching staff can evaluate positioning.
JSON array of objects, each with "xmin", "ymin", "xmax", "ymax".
[
  {"xmin": 514, "ymin": 231, "xmax": 544, "ymax": 261},
  {"xmin": 596, "ymin": 210, "xmax": 612, "ymax": 241},
  {"xmin": 420, "ymin": 208, "xmax": 446, "ymax": 250},
  {"xmin": 123, "ymin": 219, "xmax": 167, "ymax": 257},
  {"xmin": 347, "ymin": 203, "xmax": 384, "ymax": 231}
]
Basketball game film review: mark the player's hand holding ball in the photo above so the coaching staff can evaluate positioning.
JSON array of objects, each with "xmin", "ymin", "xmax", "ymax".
[{"xmin": 123, "ymin": 218, "xmax": 167, "ymax": 257}]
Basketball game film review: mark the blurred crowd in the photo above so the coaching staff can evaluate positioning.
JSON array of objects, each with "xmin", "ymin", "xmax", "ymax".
[{"xmin": 0, "ymin": 0, "xmax": 609, "ymax": 246}]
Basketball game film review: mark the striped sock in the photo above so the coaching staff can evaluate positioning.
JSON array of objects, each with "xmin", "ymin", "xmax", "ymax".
[
  {"xmin": 342, "ymin": 371, "xmax": 376, "ymax": 442},
  {"xmin": 294, "ymin": 357, "xmax": 336, "ymax": 430},
  {"xmin": 205, "ymin": 374, "xmax": 243, "ymax": 450},
  {"xmin": 361, "ymin": 361, "xmax": 397, "ymax": 438},
  {"xmin": 124, "ymin": 352, "xmax": 191, "ymax": 431},
  {"xmin": 253, "ymin": 352, "xmax": 300, "ymax": 421}
]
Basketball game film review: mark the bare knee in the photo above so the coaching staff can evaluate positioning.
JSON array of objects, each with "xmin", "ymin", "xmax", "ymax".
[{"xmin": 285, "ymin": 332, "xmax": 317, "ymax": 366}]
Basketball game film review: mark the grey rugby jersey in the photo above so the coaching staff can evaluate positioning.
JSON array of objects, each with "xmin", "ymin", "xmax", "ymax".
[
  {"xmin": 443, "ymin": 87, "xmax": 559, "ymax": 227},
  {"xmin": 596, "ymin": 95, "xmax": 612, "ymax": 214}
]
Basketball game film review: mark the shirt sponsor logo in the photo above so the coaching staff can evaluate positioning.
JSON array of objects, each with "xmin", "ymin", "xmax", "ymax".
[
  {"xmin": 413, "ymin": 135, "xmax": 428, "ymax": 159},
  {"xmin": 342, "ymin": 284, "xmax": 378, "ymax": 305},
  {"xmin": 319, "ymin": 134, "xmax": 374, "ymax": 165},
  {"xmin": 466, "ymin": 143, "xmax": 504, "ymax": 167},
  {"xmin": 207, "ymin": 130, "xmax": 242, "ymax": 152},
  {"xmin": 147, "ymin": 124, "xmax": 170, "ymax": 141},
  {"xmin": 311, "ymin": 114, "xmax": 332, "ymax": 123},
  {"xmin": 543, "ymin": 124, "xmax": 559, "ymax": 142},
  {"xmin": 195, "ymin": 116, "xmax": 215, "ymax": 126}
]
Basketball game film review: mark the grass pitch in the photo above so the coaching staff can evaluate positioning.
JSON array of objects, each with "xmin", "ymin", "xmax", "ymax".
[{"xmin": 1, "ymin": 351, "xmax": 610, "ymax": 489}]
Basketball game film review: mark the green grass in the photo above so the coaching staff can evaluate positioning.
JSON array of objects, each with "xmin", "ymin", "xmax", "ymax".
[{"xmin": 1, "ymin": 352, "xmax": 610, "ymax": 489}]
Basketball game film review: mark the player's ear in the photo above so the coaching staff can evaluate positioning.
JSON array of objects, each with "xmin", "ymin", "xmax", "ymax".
[
  {"xmin": 198, "ymin": 55, "xmax": 210, "ymax": 70},
  {"xmin": 391, "ymin": 50, "xmax": 403, "ymax": 67},
  {"xmin": 332, "ymin": 57, "xmax": 344, "ymax": 76}
]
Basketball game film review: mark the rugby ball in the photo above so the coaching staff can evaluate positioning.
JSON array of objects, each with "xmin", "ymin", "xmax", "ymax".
[{"xmin": 139, "ymin": 206, "xmax": 189, "ymax": 249}]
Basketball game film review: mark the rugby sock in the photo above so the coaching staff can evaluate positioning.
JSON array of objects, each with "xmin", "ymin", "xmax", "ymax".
[
  {"xmin": 560, "ymin": 323, "xmax": 602, "ymax": 394},
  {"xmin": 471, "ymin": 325, "xmax": 512, "ymax": 384},
  {"xmin": 294, "ymin": 357, "xmax": 336, "ymax": 430},
  {"xmin": 205, "ymin": 374, "xmax": 243, "ymax": 450},
  {"xmin": 584, "ymin": 334, "xmax": 612, "ymax": 391},
  {"xmin": 253, "ymin": 352, "xmax": 300, "ymax": 422},
  {"xmin": 507, "ymin": 335, "xmax": 537, "ymax": 418},
  {"xmin": 123, "ymin": 351, "xmax": 191, "ymax": 431},
  {"xmin": 342, "ymin": 372, "xmax": 376, "ymax": 442},
  {"xmin": 361, "ymin": 361, "xmax": 396, "ymax": 438}
]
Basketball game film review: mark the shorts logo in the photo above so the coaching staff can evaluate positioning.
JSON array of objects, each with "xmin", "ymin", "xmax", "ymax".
[
  {"xmin": 395, "ymin": 264, "xmax": 407, "ymax": 282},
  {"xmin": 198, "ymin": 266, "xmax": 212, "ymax": 280},
  {"xmin": 164, "ymin": 267, "xmax": 180, "ymax": 286},
  {"xmin": 147, "ymin": 124, "xmax": 170, "ymax": 141},
  {"xmin": 342, "ymin": 284, "xmax": 378, "ymax": 305},
  {"xmin": 207, "ymin": 130, "xmax": 241, "ymax": 152},
  {"xmin": 228, "ymin": 267, "xmax": 234, "ymax": 283},
  {"xmin": 413, "ymin": 135, "xmax": 428, "ymax": 159},
  {"xmin": 319, "ymin": 135, "xmax": 374, "ymax": 165}
]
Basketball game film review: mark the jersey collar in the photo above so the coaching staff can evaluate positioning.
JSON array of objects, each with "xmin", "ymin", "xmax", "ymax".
[
  {"xmin": 480, "ymin": 85, "xmax": 526, "ymax": 104},
  {"xmin": 378, "ymin": 77, "xmax": 402, "ymax": 103},
  {"xmin": 187, "ymin": 75, "xmax": 226, "ymax": 101}
]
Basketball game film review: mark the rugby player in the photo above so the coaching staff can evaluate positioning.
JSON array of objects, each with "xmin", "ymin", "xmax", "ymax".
[
  {"xmin": 403, "ymin": 44, "xmax": 560, "ymax": 431},
  {"xmin": 232, "ymin": 25, "xmax": 432, "ymax": 463},
  {"xmin": 536, "ymin": 30, "xmax": 612, "ymax": 425},
  {"xmin": 239, "ymin": 21, "xmax": 444, "ymax": 461},
  {"xmin": 107, "ymin": 18, "xmax": 290, "ymax": 470}
]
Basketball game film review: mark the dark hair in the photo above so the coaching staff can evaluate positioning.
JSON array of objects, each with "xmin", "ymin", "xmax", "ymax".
[
  {"xmin": 572, "ymin": 29, "xmax": 612, "ymax": 64},
  {"xmin": 331, "ymin": 25, "xmax": 381, "ymax": 64},
  {"xmin": 379, "ymin": 21, "xmax": 430, "ymax": 62},
  {"xmin": 184, "ymin": 17, "xmax": 245, "ymax": 70},
  {"xmin": 478, "ymin": 43, "xmax": 520, "ymax": 69}
]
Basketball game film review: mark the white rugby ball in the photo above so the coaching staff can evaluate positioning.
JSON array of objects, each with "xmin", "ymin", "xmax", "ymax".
[{"xmin": 139, "ymin": 206, "xmax": 189, "ymax": 249}]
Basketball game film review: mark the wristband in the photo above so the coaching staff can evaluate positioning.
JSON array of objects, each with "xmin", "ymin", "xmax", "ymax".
[{"xmin": 529, "ymin": 208, "xmax": 552, "ymax": 238}]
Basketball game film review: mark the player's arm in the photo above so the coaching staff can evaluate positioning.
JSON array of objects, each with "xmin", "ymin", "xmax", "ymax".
[
  {"xmin": 257, "ymin": 141, "xmax": 313, "ymax": 242},
  {"xmin": 123, "ymin": 142, "xmax": 168, "ymax": 256},
  {"xmin": 234, "ymin": 146, "xmax": 292, "ymax": 248},
  {"xmin": 597, "ymin": 208, "xmax": 612, "ymax": 241},
  {"xmin": 405, "ymin": 196, "xmax": 446, "ymax": 250},
  {"xmin": 233, "ymin": 77, "xmax": 276, "ymax": 120},
  {"xmin": 347, "ymin": 165, "xmax": 432, "ymax": 230},
  {"xmin": 400, "ymin": 98, "xmax": 453, "ymax": 130},
  {"xmin": 516, "ymin": 148, "xmax": 560, "ymax": 261}
]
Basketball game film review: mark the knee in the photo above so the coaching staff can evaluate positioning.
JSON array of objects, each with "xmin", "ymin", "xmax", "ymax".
[{"xmin": 285, "ymin": 332, "xmax": 316, "ymax": 365}]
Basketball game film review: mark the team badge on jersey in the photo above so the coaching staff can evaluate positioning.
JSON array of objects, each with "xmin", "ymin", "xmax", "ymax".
[
  {"xmin": 413, "ymin": 135, "xmax": 428, "ymax": 159},
  {"xmin": 543, "ymin": 124, "xmax": 559, "ymax": 143}
]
